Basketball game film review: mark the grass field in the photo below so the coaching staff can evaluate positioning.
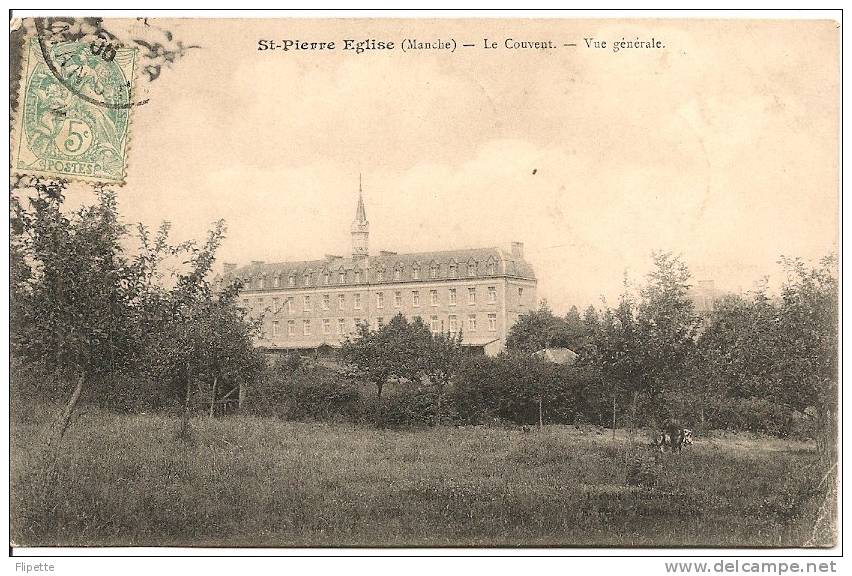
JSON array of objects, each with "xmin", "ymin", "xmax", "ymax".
[{"xmin": 10, "ymin": 411, "xmax": 836, "ymax": 548}]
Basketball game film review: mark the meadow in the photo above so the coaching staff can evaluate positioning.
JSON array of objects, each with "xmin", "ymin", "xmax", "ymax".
[{"xmin": 10, "ymin": 410, "xmax": 835, "ymax": 548}]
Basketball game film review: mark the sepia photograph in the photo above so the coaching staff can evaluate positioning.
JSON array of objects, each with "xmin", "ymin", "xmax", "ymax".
[{"xmin": 6, "ymin": 11, "xmax": 841, "ymax": 557}]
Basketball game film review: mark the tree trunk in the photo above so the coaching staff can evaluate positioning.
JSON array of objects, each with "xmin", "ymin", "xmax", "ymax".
[
  {"xmin": 47, "ymin": 372, "xmax": 85, "ymax": 451},
  {"xmin": 538, "ymin": 396, "xmax": 543, "ymax": 430},
  {"xmin": 238, "ymin": 381, "xmax": 245, "ymax": 411},
  {"xmin": 180, "ymin": 359, "xmax": 192, "ymax": 438},
  {"xmin": 612, "ymin": 393, "xmax": 617, "ymax": 440},
  {"xmin": 41, "ymin": 372, "xmax": 85, "ymax": 493},
  {"xmin": 209, "ymin": 375, "xmax": 218, "ymax": 419}
]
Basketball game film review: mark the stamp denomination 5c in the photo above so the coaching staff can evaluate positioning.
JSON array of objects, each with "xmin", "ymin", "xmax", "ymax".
[{"xmin": 12, "ymin": 37, "xmax": 137, "ymax": 184}]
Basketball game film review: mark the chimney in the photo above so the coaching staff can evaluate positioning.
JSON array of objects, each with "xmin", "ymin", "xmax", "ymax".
[
  {"xmin": 223, "ymin": 262, "xmax": 237, "ymax": 274},
  {"xmin": 510, "ymin": 241, "xmax": 524, "ymax": 259}
]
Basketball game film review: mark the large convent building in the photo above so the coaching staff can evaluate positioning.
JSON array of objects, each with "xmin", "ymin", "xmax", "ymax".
[{"xmin": 220, "ymin": 185, "xmax": 537, "ymax": 356}]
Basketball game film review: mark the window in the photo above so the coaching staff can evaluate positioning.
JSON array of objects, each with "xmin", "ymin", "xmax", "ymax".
[
  {"xmin": 286, "ymin": 297, "xmax": 294, "ymax": 314},
  {"xmin": 257, "ymin": 297, "xmax": 264, "ymax": 309},
  {"xmin": 322, "ymin": 294, "xmax": 330, "ymax": 310},
  {"xmin": 323, "ymin": 272, "xmax": 330, "ymax": 285},
  {"xmin": 430, "ymin": 264, "xmax": 438, "ymax": 279},
  {"xmin": 394, "ymin": 268, "xmax": 401, "ymax": 281},
  {"xmin": 273, "ymin": 276, "xmax": 280, "ymax": 288},
  {"xmin": 376, "ymin": 292, "xmax": 385, "ymax": 309},
  {"xmin": 487, "ymin": 262, "xmax": 496, "ymax": 275},
  {"xmin": 430, "ymin": 315, "xmax": 439, "ymax": 333},
  {"xmin": 339, "ymin": 270, "xmax": 345, "ymax": 284},
  {"xmin": 354, "ymin": 270, "xmax": 362, "ymax": 283},
  {"xmin": 468, "ymin": 287, "xmax": 476, "ymax": 305},
  {"xmin": 273, "ymin": 321, "xmax": 280, "ymax": 337},
  {"xmin": 377, "ymin": 269, "xmax": 384, "ymax": 282},
  {"xmin": 468, "ymin": 263, "xmax": 476, "ymax": 277},
  {"xmin": 449, "ymin": 288, "xmax": 457, "ymax": 305},
  {"xmin": 488, "ymin": 313, "xmax": 497, "ymax": 331},
  {"xmin": 289, "ymin": 274, "xmax": 296, "ymax": 287},
  {"xmin": 518, "ymin": 287, "xmax": 524, "ymax": 303},
  {"xmin": 413, "ymin": 267, "xmax": 420, "ymax": 280},
  {"xmin": 338, "ymin": 294, "xmax": 345, "ymax": 310},
  {"xmin": 394, "ymin": 291, "xmax": 402, "ymax": 307},
  {"xmin": 303, "ymin": 320, "xmax": 311, "ymax": 335},
  {"xmin": 287, "ymin": 320, "xmax": 295, "ymax": 336},
  {"xmin": 304, "ymin": 273, "xmax": 311, "ymax": 286},
  {"xmin": 337, "ymin": 318, "xmax": 345, "ymax": 334},
  {"xmin": 323, "ymin": 319, "xmax": 331, "ymax": 335},
  {"xmin": 468, "ymin": 314, "xmax": 477, "ymax": 332},
  {"xmin": 430, "ymin": 290, "xmax": 438, "ymax": 306},
  {"xmin": 272, "ymin": 297, "xmax": 279, "ymax": 313},
  {"xmin": 449, "ymin": 264, "xmax": 457, "ymax": 278},
  {"xmin": 354, "ymin": 293, "xmax": 361, "ymax": 309},
  {"xmin": 303, "ymin": 295, "xmax": 312, "ymax": 311},
  {"xmin": 255, "ymin": 277, "xmax": 263, "ymax": 290},
  {"xmin": 412, "ymin": 290, "xmax": 420, "ymax": 307},
  {"xmin": 488, "ymin": 286, "xmax": 497, "ymax": 303},
  {"xmin": 449, "ymin": 315, "xmax": 458, "ymax": 333}
]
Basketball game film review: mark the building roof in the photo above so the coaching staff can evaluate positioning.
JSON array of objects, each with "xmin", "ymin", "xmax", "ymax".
[
  {"xmin": 533, "ymin": 347, "xmax": 579, "ymax": 365},
  {"xmin": 225, "ymin": 246, "xmax": 535, "ymax": 290}
]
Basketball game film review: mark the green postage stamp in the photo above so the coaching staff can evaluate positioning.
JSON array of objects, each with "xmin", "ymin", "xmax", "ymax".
[{"xmin": 12, "ymin": 37, "xmax": 137, "ymax": 184}]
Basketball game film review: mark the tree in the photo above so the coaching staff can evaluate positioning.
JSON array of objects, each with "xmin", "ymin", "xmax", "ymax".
[
  {"xmin": 11, "ymin": 180, "xmax": 137, "ymax": 450},
  {"xmin": 340, "ymin": 313, "xmax": 429, "ymax": 398},
  {"xmin": 774, "ymin": 256, "xmax": 838, "ymax": 457},
  {"xmin": 632, "ymin": 252, "xmax": 702, "ymax": 421},
  {"xmin": 11, "ymin": 177, "xmax": 264, "ymax": 442},
  {"xmin": 421, "ymin": 329, "xmax": 464, "ymax": 424},
  {"xmin": 506, "ymin": 302, "xmax": 574, "ymax": 354}
]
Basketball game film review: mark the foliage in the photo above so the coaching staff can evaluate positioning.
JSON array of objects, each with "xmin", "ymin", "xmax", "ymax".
[
  {"xmin": 506, "ymin": 302, "xmax": 578, "ymax": 353},
  {"xmin": 340, "ymin": 314, "xmax": 430, "ymax": 398},
  {"xmin": 10, "ymin": 179, "xmax": 263, "ymax": 423},
  {"xmin": 249, "ymin": 358, "xmax": 361, "ymax": 421}
]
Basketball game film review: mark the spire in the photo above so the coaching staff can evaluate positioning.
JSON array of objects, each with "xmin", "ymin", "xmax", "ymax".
[
  {"xmin": 351, "ymin": 175, "xmax": 369, "ymax": 259},
  {"xmin": 354, "ymin": 173, "xmax": 367, "ymax": 224}
]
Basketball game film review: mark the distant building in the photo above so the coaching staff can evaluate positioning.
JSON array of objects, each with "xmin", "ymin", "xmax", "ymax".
[
  {"xmin": 689, "ymin": 279, "xmax": 722, "ymax": 315},
  {"xmin": 220, "ymin": 181, "xmax": 537, "ymax": 356}
]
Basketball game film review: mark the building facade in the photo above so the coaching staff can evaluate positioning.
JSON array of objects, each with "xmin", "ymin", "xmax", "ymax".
[{"xmin": 220, "ymin": 186, "xmax": 537, "ymax": 356}]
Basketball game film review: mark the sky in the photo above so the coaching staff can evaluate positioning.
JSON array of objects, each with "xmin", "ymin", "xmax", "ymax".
[{"xmin": 55, "ymin": 18, "xmax": 839, "ymax": 313}]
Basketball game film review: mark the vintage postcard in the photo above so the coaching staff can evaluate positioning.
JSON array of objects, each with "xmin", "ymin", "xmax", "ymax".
[{"xmin": 8, "ymin": 13, "xmax": 841, "ymax": 558}]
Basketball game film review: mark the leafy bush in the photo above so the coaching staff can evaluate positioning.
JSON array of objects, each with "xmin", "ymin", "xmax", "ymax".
[{"xmin": 247, "ymin": 359, "xmax": 361, "ymax": 421}]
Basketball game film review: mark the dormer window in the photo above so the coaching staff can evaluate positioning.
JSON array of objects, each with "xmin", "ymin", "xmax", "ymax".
[
  {"xmin": 394, "ymin": 267, "xmax": 402, "ymax": 281},
  {"xmin": 487, "ymin": 262, "xmax": 496, "ymax": 275},
  {"xmin": 355, "ymin": 270, "xmax": 362, "ymax": 283},
  {"xmin": 273, "ymin": 276, "xmax": 280, "ymax": 288},
  {"xmin": 468, "ymin": 263, "xmax": 476, "ymax": 277},
  {"xmin": 430, "ymin": 264, "xmax": 439, "ymax": 279},
  {"xmin": 413, "ymin": 266, "xmax": 420, "ymax": 280},
  {"xmin": 288, "ymin": 274, "xmax": 296, "ymax": 287},
  {"xmin": 255, "ymin": 277, "xmax": 263, "ymax": 290},
  {"xmin": 339, "ymin": 270, "xmax": 346, "ymax": 284},
  {"xmin": 449, "ymin": 264, "xmax": 457, "ymax": 278},
  {"xmin": 377, "ymin": 269, "xmax": 384, "ymax": 282},
  {"xmin": 323, "ymin": 272, "xmax": 330, "ymax": 285},
  {"xmin": 303, "ymin": 273, "xmax": 311, "ymax": 286}
]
